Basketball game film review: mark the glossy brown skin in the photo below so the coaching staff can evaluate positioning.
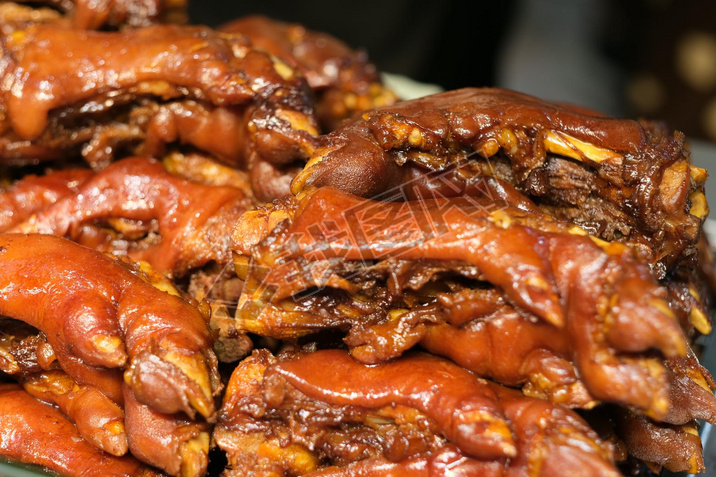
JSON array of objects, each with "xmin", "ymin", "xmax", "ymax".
[
  {"xmin": 4, "ymin": 25, "xmax": 249, "ymax": 140},
  {"xmin": 420, "ymin": 299, "xmax": 716, "ymax": 423},
  {"xmin": 663, "ymin": 353, "xmax": 716, "ymax": 424},
  {"xmin": 276, "ymin": 350, "xmax": 518, "ymax": 461},
  {"xmin": 218, "ymin": 349, "xmax": 477, "ymax": 476},
  {"xmin": 0, "ymin": 317, "xmax": 212, "ymax": 475},
  {"xmin": 0, "ymin": 24, "xmax": 318, "ymax": 193},
  {"xmin": 242, "ymin": 190, "xmax": 566, "ymax": 327},
  {"xmin": 124, "ymin": 386, "xmax": 209, "ymax": 477},
  {"xmin": 220, "ymin": 15, "xmax": 397, "ymax": 131},
  {"xmin": 217, "ymin": 349, "xmax": 617, "ymax": 477},
  {"xmin": 305, "ymin": 447, "xmax": 503, "ymax": 477},
  {"xmin": 0, "ymin": 233, "xmax": 220, "ymax": 420},
  {"xmin": 0, "ymin": 384, "xmax": 162, "ymax": 477},
  {"xmin": 14, "ymin": 157, "xmax": 250, "ymax": 277},
  {"xmin": 236, "ymin": 187, "xmax": 687, "ymax": 419},
  {"xmin": 140, "ymin": 101, "xmax": 249, "ymax": 170},
  {"xmin": 615, "ymin": 409, "xmax": 704, "ymax": 473},
  {"xmin": 292, "ymin": 88, "xmax": 706, "ymax": 273},
  {"xmin": 0, "ymin": 321, "xmax": 127, "ymax": 455},
  {"xmin": 22, "ymin": 370, "xmax": 128, "ymax": 456},
  {"xmin": 419, "ymin": 297, "xmax": 594, "ymax": 409},
  {"xmin": 490, "ymin": 384, "xmax": 619, "ymax": 477},
  {"xmin": 0, "ymin": 168, "xmax": 92, "ymax": 232}
]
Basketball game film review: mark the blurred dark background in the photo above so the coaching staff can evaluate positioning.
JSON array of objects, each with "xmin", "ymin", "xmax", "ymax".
[
  {"xmin": 190, "ymin": 1, "xmax": 516, "ymax": 94},
  {"xmin": 191, "ymin": 0, "xmax": 716, "ymax": 143}
]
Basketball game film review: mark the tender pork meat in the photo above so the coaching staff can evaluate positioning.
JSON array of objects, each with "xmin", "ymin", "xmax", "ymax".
[
  {"xmin": 215, "ymin": 349, "xmax": 618, "ymax": 477},
  {"xmin": 220, "ymin": 15, "xmax": 397, "ymax": 132},
  {"xmin": 291, "ymin": 88, "xmax": 708, "ymax": 275},
  {"xmin": 0, "ymin": 23, "xmax": 318, "ymax": 199}
]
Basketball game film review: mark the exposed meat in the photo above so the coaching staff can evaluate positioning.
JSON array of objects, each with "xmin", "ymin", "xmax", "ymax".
[
  {"xmin": 215, "ymin": 349, "xmax": 618, "ymax": 476},
  {"xmin": 220, "ymin": 15, "xmax": 397, "ymax": 132},
  {"xmin": 291, "ymin": 88, "xmax": 708, "ymax": 275}
]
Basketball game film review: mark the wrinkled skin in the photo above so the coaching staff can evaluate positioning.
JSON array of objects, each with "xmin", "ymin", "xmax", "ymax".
[
  {"xmin": 220, "ymin": 15, "xmax": 397, "ymax": 131},
  {"xmin": 235, "ymin": 187, "xmax": 689, "ymax": 419},
  {"xmin": 0, "ymin": 24, "xmax": 318, "ymax": 200},
  {"xmin": 0, "ymin": 234, "xmax": 220, "ymax": 475},
  {"xmin": 216, "ymin": 349, "xmax": 618, "ymax": 477},
  {"xmin": 14, "ymin": 157, "xmax": 251, "ymax": 277},
  {"xmin": 291, "ymin": 88, "xmax": 708, "ymax": 274},
  {"xmin": 0, "ymin": 385, "xmax": 162, "ymax": 477}
]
